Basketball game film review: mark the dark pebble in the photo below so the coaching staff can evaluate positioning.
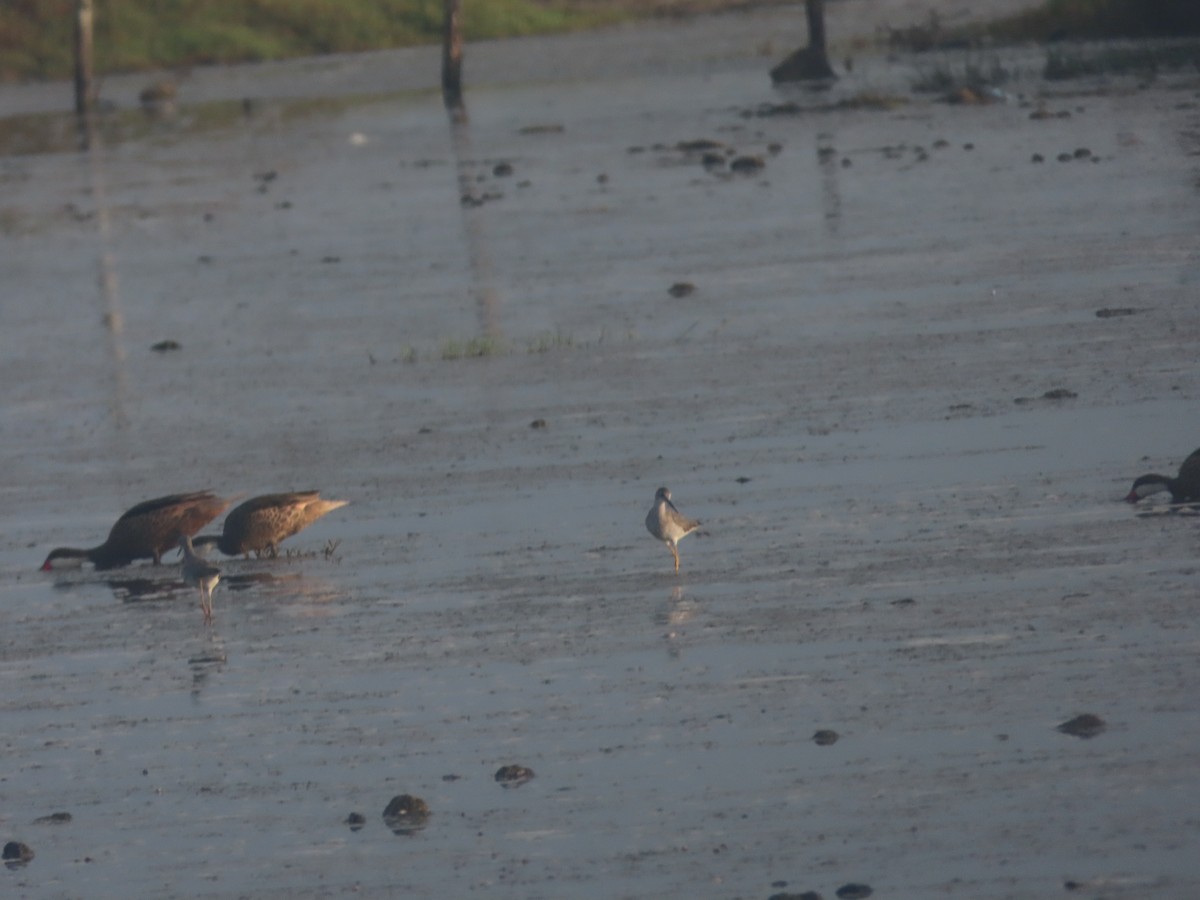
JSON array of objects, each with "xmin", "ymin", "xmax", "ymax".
[
  {"xmin": 493, "ymin": 162, "xmax": 514, "ymax": 177},
  {"xmin": 730, "ymin": 155, "xmax": 766, "ymax": 174},
  {"xmin": 701, "ymin": 152, "xmax": 726, "ymax": 169},
  {"xmin": 382, "ymin": 794, "xmax": 430, "ymax": 821},
  {"xmin": 1073, "ymin": 147, "xmax": 1091, "ymax": 159},
  {"xmin": 530, "ymin": 418, "xmax": 547, "ymax": 429},
  {"xmin": 1095, "ymin": 307, "xmax": 1138, "ymax": 318},
  {"xmin": 346, "ymin": 812, "xmax": 366, "ymax": 831},
  {"xmin": 321, "ymin": 255, "xmax": 340, "ymax": 264},
  {"xmin": 769, "ymin": 892, "xmax": 823, "ymax": 900},
  {"xmin": 835, "ymin": 884, "xmax": 873, "ymax": 899},
  {"xmin": 1057, "ymin": 713, "xmax": 1106, "ymax": 739},
  {"xmin": 2, "ymin": 841, "xmax": 33, "ymax": 865},
  {"xmin": 677, "ymin": 138, "xmax": 724, "ymax": 153},
  {"xmin": 736, "ymin": 476, "xmax": 751, "ymax": 484},
  {"xmin": 962, "ymin": 142, "xmax": 974, "ymax": 151},
  {"xmin": 1031, "ymin": 153, "xmax": 1044, "ymax": 163},
  {"xmin": 32, "ymin": 812, "xmax": 71, "ymax": 825},
  {"xmin": 150, "ymin": 340, "xmax": 181, "ymax": 353},
  {"xmin": 1042, "ymin": 388, "xmax": 1077, "ymax": 400},
  {"xmin": 494, "ymin": 764, "xmax": 535, "ymax": 787},
  {"xmin": 891, "ymin": 597, "xmax": 916, "ymax": 606},
  {"xmin": 812, "ymin": 729, "xmax": 839, "ymax": 746},
  {"xmin": 668, "ymin": 282, "xmax": 696, "ymax": 298},
  {"xmin": 1057, "ymin": 152, "xmax": 1073, "ymax": 162}
]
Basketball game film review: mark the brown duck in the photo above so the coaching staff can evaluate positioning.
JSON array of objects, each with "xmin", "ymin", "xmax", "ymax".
[
  {"xmin": 1125, "ymin": 447, "xmax": 1200, "ymax": 503},
  {"xmin": 194, "ymin": 491, "xmax": 349, "ymax": 558},
  {"xmin": 41, "ymin": 490, "xmax": 231, "ymax": 571}
]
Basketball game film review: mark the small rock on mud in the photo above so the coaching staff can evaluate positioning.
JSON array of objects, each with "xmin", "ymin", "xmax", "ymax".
[
  {"xmin": 151, "ymin": 340, "xmax": 181, "ymax": 353},
  {"xmin": 1095, "ymin": 307, "xmax": 1139, "ymax": 318},
  {"xmin": 494, "ymin": 764, "xmax": 536, "ymax": 787},
  {"xmin": 1057, "ymin": 713, "xmax": 1106, "ymax": 739},
  {"xmin": 769, "ymin": 892, "xmax": 823, "ymax": 900},
  {"xmin": 835, "ymin": 884, "xmax": 873, "ymax": 899},
  {"xmin": 32, "ymin": 812, "xmax": 71, "ymax": 825},
  {"xmin": 381, "ymin": 794, "xmax": 430, "ymax": 833},
  {"xmin": 668, "ymin": 282, "xmax": 696, "ymax": 298},
  {"xmin": 812, "ymin": 729, "xmax": 839, "ymax": 746},
  {"xmin": 729, "ymin": 155, "xmax": 766, "ymax": 174},
  {"xmin": 1042, "ymin": 388, "xmax": 1078, "ymax": 400},
  {"xmin": 2, "ymin": 841, "xmax": 34, "ymax": 865},
  {"xmin": 345, "ymin": 812, "xmax": 366, "ymax": 831}
]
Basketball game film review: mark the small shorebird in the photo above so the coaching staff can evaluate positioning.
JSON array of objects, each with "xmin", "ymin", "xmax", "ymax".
[
  {"xmin": 179, "ymin": 535, "xmax": 221, "ymax": 624},
  {"xmin": 1125, "ymin": 447, "xmax": 1200, "ymax": 503},
  {"xmin": 645, "ymin": 486, "xmax": 701, "ymax": 573},
  {"xmin": 193, "ymin": 491, "xmax": 349, "ymax": 558},
  {"xmin": 41, "ymin": 491, "xmax": 231, "ymax": 570}
]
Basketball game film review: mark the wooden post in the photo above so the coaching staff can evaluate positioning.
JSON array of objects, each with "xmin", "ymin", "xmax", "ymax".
[
  {"xmin": 805, "ymin": 0, "xmax": 829, "ymax": 60},
  {"xmin": 74, "ymin": 0, "xmax": 94, "ymax": 117},
  {"xmin": 441, "ymin": 0, "xmax": 464, "ymax": 112},
  {"xmin": 769, "ymin": 0, "xmax": 836, "ymax": 83}
]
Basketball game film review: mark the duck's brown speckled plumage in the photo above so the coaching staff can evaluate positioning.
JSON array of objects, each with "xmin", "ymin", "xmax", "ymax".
[
  {"xmin": 196, "ymin": 491, "xmax": 349, "ymax": 558},
  {"xmin": 41, "ymin": 491, "xmax": 231, "ymax": 570}
]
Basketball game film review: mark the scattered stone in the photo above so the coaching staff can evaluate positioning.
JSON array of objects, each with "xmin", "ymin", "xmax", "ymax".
[
  {"xmin": 736, "ymin": 476, "xmax": 751, "ymax": 484},
  {"xmin": 701, "ymin": 152, "xmax": 726, "ymax": 169},
  {"xmin": 769, "ymin": 892, "xmax": 823, "ymax": 900},
  {"xmin": 835, "ymin": 884, "xmax": 873, "ymax": 899},
  {"xmin": 321, "ymin": 255, "xmax": 341, "ymax": 264},
  {"xmin": 596, "ymin": 173, "xmax": 609, "ymax": 184},
  {"xmin": 150, "ymin": 340, "xmax": 181, "ymax": 353},
  {"xmin": 494, "ymin": 764, "xmax": 535, "ymax": 787},
  {"xmin": 841, "ymin": 157, "xmax": 852, "ymax": 168},
  {"xmin": 1057, "ymin": 713, "xmax": 1106, "ymax": 739},
  {"xmin": 1031, "ymin": 153, "xmax": 1044, "ymax": 163},
  {"xmin": 1042, "ymin": 388, "xmax": 1077, "ymax": 400},
  {"xmin": 345, "ymin": 812, "xmax": 366, "ymax": 831},
  {"xmin": 932, "ymin": 138, "xmax": 950, "ymax": 149},
  {"xmin": 730, "ymin": 155, "xmax": 766, "ymax": 174},
  {"xmin": 32, "ymin": 812, "xmax": 71, "ymax": 825},
  {"xmin": 767, "ymin": 142, "xmax": 783, "ymax": 155},
  {"xmin": 1057, "ymin": 152, "xmax": 1073, "ymax": 162},
  {"xmin": 441, "ymin": 774, "xmax": 462, "ymax": 782},
  {"xmin": 1095, "ymin": 307, "xmax": 1139, "ymax": 318},
  {"xmin": 517, "ymin": 124, "xmax": 564, "ymax": 135},
  {"xmin": 962, "ymin": 142, "xmax": 974, "ymax": 151},
  {"xmin": 530, "ymin": 418, "xmax": 547, "ymax": 429},
  {"xmin": 1073, "ymin": 147, "xmax": 1092, "ymax": 159},
  {"xmin": 2, "ymin": 841, "xmax": 33, "ymax": 865},
  {"xmin": 812, "ymin": 729, "xmax": 839, "ymax": 746},
  {"xmin": 676, "ymin": 139, "xmax": 724, "ymax": 153},
  {"xmin": 382, "ymin": 794, "xmax": 430, "ymax": 833},
  {"xmin": 890, "ymin": 597, "xmax": 916, "ymax": 606},
  {"xmin": 668, "ymin": 282, "xmax": 696, "ymax": 298},
  {"xmin": 197, "ymin": 254, "xmax": 214, "ymax": 264},
  {"xmin": 493, "ymin": 162, "xmax": 514, "ymax": 177}
]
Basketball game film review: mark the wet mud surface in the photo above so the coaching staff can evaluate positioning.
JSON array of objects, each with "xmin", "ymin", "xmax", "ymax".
[{"xmin": 3, "ymin": 3, "xmax": 1200, "ymax": 897}]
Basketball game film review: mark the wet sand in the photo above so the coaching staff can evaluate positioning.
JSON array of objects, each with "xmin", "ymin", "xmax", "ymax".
[{"xmin": 3, "ymin": 4, "xmax": 1200, "ymax": 898}]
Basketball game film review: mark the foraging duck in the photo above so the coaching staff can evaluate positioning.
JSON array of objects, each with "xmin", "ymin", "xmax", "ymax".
[
  {"xmin": 179, "ymin": 535, "xmax": 221, "ymax": 624},
  {"xmin": 645, "ymin": 486, "xmax": 701, "ymax": 573},
  {"xmin": 194, "ymin": 491, "xmax": 349, "ymax": 558},
  {"xmin": 41, "ymin": 491, "xmax": 231, "ymax": 571},
  {"xmin": 1125, "ymin": 447, "xmax": 1200, "ymax": 504}
]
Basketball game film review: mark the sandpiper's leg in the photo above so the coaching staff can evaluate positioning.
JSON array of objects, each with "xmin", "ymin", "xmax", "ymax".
[{"xmin": 670, "ymin": 543, "xmax": 680, "ymax": 572}]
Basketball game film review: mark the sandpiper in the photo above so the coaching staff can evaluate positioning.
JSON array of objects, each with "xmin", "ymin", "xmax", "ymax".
[
  {"xmin": 645, "ymin": 486, "xmax": 701, "ymax": 573},
  {"xmin": 179, "ymin": 534, "xmax": 222, "ymax": 624}
]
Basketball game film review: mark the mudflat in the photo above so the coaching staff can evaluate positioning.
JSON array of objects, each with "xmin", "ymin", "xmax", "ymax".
[{"xmin": 2, "ymin": 3, "xmax": 1199, "ymax": 897}]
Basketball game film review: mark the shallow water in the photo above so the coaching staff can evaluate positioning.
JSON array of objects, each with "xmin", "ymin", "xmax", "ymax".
[{"xmin": 3, "ymin": 6, "xmax": 1200, "ymax": 899}]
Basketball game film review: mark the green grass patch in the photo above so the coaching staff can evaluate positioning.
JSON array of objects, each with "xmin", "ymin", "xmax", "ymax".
[
  {"xmin": 440, "ymin": 334, "xmax": 507, "ymax": 360},
  {"xmin": 0, "ymin": 0, "xmax": 623, "ymax": 82}
]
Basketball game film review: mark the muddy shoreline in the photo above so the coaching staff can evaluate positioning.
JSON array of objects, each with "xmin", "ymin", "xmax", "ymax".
[{"xmin": 3, "ymin": 3, "xmax": 1200, "ymax": 898}]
